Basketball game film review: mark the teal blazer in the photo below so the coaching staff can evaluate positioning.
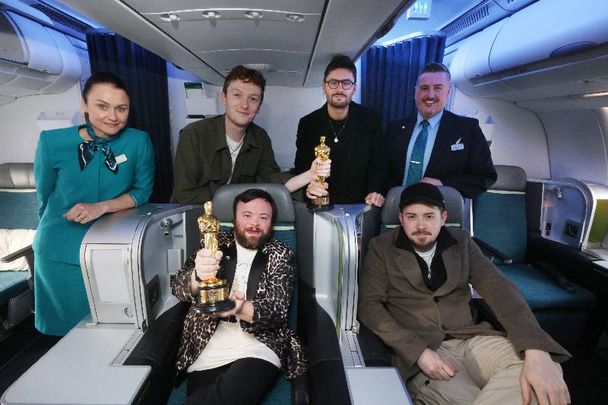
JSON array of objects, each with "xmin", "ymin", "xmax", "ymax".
[{"xmin": 33, "ymin": 125, "xmax": 155, "ymax": 264}]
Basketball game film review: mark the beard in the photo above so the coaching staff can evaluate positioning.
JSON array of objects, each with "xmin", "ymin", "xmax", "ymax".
[
  {"xmin": 327, "ymin": 93, "xmax": 351, "ymax": 109},
  {"xmin": 409, "ymin": 230, "xmax": 436, "ymax": 252},
  {"xmin": 234, "ymin": 225, "xmax": 271, "ymax": 250}
]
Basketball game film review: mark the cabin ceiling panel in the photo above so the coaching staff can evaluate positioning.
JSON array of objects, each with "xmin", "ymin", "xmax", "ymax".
[
  {"xmin": 197, "ymin": 49, "xmax": 309, "ymax": 84},
  {"xmin": 125, "ymin": 0, "xmax": 323, "ymax": 87},
  {"xmin": 196, "ymin": 50, "xmax": 308, "ymax": 73},
  {"xmin": 148, "ymin": 14, "xmax": 321, "ymax": 55},
  {"xmin": 58, "ymin": 0, "xmax": 408, "ymax": 87},
  {"xmin": 127, "ymin": 0, "xmax": 322, "ymax": 15},
  {"xmin": 305, "ymin": 0, "xmax": 412, "ymax": 86}
]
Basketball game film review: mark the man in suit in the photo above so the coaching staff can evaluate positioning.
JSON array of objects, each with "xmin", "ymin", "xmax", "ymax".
[
  {"xmin": 358, "ymin": 182, "xmax": 571, "ymax": 404},
  {"xmin": 293, "ymin": 55, "xmax": 387, "ymax": 206},
  {"xmin": 386, "ymin": 63, "xmax": 496, "ymax": 198},
  {"xmin": 172, "ymin": 188, "xmax": 306, "ymax": 404}
]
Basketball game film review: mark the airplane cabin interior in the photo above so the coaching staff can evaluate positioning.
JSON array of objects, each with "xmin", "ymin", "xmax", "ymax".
[{"xmin": 1, "ymin": 0, "xmax": 608, "ymax": 404}]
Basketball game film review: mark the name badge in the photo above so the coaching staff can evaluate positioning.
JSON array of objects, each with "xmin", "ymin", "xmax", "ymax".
[
  {"xmin": 115, "ymin": 154, "xmax": 128, "ymax": 164},
  {"xmin": 451, "ymin": 138, "xmax": 464, "ymax": 152}
]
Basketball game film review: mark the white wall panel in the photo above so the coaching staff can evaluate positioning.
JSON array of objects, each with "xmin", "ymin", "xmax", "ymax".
[
  {"xmin": 255, "ymin": 86, "xmax": 325, "ymax": 171},
  {"xmin": 451, "ymin": 90, "xmax": 550, "ymax": 179},
  {"xmin": 540, "ymin": 110, "xmax": 608, "ymax": 185},
  {"xmin": 0, "ymin": 83, "xmax": 81, "ymax": 164}
]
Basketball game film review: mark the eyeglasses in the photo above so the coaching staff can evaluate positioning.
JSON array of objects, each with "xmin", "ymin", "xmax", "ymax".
[{"xmin": 325, "ymin": 79, "xmax": 355, "ymax": 90}]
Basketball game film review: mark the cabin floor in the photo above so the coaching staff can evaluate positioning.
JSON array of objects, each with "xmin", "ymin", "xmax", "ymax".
[
  {"xmin": 1, "ymin": 316, "xmax": 608, "ymax": 404},
  {"xmin": 0, "ymin": 316, "xmax": 60, "ymax": 395}
]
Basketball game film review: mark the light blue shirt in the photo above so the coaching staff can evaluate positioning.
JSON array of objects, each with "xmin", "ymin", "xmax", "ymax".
[{"xmin": 403, "ymin": 111, "xmax": 444, "ymax": 184}]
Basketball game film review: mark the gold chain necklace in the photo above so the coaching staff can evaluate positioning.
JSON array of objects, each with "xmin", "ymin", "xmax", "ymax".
[{"xmin": 329, "ymin": 117, "xmax": 348, "ymax": 143}]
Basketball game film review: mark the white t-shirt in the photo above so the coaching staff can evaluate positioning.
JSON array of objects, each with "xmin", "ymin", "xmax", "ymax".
[
  {"xmin": 415, "ymin": 242, "xmax": 437, "ymax": 281},
  {"xmin": 187, "ymin": 242, "xmax": 281, "ymax": 372},
  {"xmin": 226, "ymin": 135, "xmax": 244, "ymax": 183}
]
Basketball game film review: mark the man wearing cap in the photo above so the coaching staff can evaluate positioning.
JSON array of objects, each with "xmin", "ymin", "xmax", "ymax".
[{"xmin": 358, "ymin": 183, "xmax": 571, "ymax": 404}]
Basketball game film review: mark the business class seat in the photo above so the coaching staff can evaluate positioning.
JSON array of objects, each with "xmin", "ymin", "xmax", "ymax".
[
  {"xmin": 0, "ymin": 163, "xmax": 38, "ymax": 332},
  {"xmin": 472, "ymin": 165, "xmax": 596, "ymax": 348},
  {"xmin": 168, "ymin": 183, "xmax": 304, "ymax": 405},
  {"xmin": 356, "ymin": 185, "xmax": 465, "ymax": 367},
  {"xmin": 381, "ymin": 185, "xmax": 466, "ymax": 231}
]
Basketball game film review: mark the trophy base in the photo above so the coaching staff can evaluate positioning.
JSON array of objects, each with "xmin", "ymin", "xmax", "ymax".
[
  {"xmin": 192, "ymin": 299, "xmax": 236, "ymax": 314},
  {"xmin": 307, "ymin": 201, "xmax": 333, "ymax": 212}
]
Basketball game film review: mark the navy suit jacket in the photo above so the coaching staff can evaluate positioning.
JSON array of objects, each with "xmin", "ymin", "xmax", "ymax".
[{"xmin": 386, "ymin": 110, "xmax": 497, "ymax": 198}]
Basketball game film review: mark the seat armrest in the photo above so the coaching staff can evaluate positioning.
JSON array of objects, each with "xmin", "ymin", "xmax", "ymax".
[
  {"xmin": 299, "ymin": 282, "xmax": 351, "ymax": 404},
  {"xmin": 1, "ymin": 244, "xmax": 33, "ymax": 263},
  {"xmin": 125, "ymin": 301, "xmax": 189, "ymax": 404},
  {"xmin": 357, "ymin": 321, "xmax": 392, "ymax": 366},
  {"xmin": 530, "ymin": 260, "xmax": 576, "ymax": 293},
  {"xmin": 472, "ymin": 237, "xmax": 513, "ymax": 264}
]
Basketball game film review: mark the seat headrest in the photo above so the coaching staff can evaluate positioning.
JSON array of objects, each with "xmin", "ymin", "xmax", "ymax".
[
  {"xmin": 381, "ymin": 185, "xmax": 464, "ymax": 227},
  {"xmin": 0, "ymin": 163, "xmax": 36, "ymax": 189},
  {"xmin": 211, "ymin": 183, "xmax": 295, "ymax": 223},
  {"xmin": 491, "ymin": 165, "xmax": 527, "ymax": 192}
]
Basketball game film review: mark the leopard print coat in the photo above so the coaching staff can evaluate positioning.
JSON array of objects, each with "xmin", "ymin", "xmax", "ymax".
[{"xmin": 171, "ymin": 231, "xmax": 307, "ymax": 379}]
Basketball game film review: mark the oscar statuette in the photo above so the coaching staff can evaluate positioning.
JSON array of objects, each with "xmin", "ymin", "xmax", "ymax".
[
  {"xmin": 308, "ymin": 136, "xmax": 333, "ymax": 211},
  {"xmin": 192, "ymin": 201, "xmax": 236, "ymax": 313}
]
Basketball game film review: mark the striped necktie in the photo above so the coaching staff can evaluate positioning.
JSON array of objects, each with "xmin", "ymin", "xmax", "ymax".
[{"xmin": 404, "ymin": 120, "xmax": 430, "ymax": 186}]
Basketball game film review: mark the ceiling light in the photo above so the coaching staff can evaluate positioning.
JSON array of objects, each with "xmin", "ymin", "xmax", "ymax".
[
  {"xmin": 201, "ymin": 10, "xmax": 221, "ymax": 19},
  {"xmin": 243, "ymin": 63, "xmax": 273, "ymax": 71},
  {"xmin": 581, "ymin": 91, "xmax": 608, "ymax": 98},
  {"xmin": 244, "ymin": 10, "xmax": 263, "ymax": 19},
  {"xmin": 286, "ymin": 14, "xmax": 305, "ymax": 23},
  {"xmin": 159, "ymin": 13, "xmax": 180, "ymax": 22}
]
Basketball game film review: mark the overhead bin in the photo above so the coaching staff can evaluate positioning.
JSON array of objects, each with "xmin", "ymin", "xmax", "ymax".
[
  {"xmin": 490, "ymin": 0, "xmax": 608, "ymax": 72},
  {"xmin": 0, "ymin": 5, "xmax": 81, "ymax": 102},
  {"xmin": 6, "ymin": 12, "xmax": 63, "ymax": 75},
  {"xmin": 451, "ymin": 0, "xmax": 608, "ymax": 99}
]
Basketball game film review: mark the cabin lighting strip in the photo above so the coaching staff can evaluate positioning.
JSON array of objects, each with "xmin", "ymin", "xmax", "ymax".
[
  {"xmin": 201, "ymin": 10, "xmax": 221, "ymax": 19},
  {"xmin": 581, "ymin": 91, "xmax": 608, "ymax": 98},
  {"xmin": 159, "ymin": 13, "xmax": 179, "ymax": 22},
  {"xmin": 243, "ymin": 10, "xmax": 263, "ymax": 19},
  {"xmin": 148, "ymin": 8, "xmax": 316, "ymax": 23},
  {"xmin": 487, "ymin": 190, "xmax": 526, "ymax": 195}
]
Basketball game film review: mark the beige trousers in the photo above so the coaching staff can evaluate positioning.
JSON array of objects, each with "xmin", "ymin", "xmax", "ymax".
[{"xmin": 406, "ymin": 335, "xmax": 561, "ymax": 405}]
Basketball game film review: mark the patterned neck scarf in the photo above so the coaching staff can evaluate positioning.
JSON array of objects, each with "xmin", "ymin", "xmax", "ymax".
[{"xmin": 78, "ymin": 124, "xmax": 119, "ymax": 174}]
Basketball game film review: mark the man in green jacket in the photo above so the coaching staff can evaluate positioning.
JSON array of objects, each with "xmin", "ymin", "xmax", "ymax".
[
  {"xmin": 358, "ymin": 183, "xmax": 571, "ymax": 405},
  {"xmin": 172, "ymin": 65, "xmax": 329, "ymax": 205}
]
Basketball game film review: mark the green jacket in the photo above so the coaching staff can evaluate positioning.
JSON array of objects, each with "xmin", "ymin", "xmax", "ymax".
[{"xmin": 171, "ymin": 115, "xmax": 291, "ymax": 205}]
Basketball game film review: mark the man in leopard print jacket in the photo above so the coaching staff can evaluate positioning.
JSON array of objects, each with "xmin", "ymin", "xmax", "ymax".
[{"xmin": 172, "ymin": 188, "xmax": 307, "ymax": 404}]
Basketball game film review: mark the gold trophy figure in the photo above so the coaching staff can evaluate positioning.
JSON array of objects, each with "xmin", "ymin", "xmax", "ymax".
[
  {"xmin": 193, "ymin": 201, "xmax": 236, "ymax": 313},
  {"xmin": 308, "ymin": 136, "xmax": 333, "ymax": 211}
]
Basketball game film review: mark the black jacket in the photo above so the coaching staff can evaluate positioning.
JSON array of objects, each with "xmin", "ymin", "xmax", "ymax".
[
  {"xmin": 293, "ymin": 102, "xmax": 388, "ymax": 204},
  {"xmin": 386, "ymin": 110, "xmax": 497, "ymax": 198}
]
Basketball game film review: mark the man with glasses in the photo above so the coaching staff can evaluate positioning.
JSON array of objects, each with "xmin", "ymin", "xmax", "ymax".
[
  {"xmin": 386, "ymin": 62, "xmax": 496, "ymax": 199},
  {"xmin": 293, "ymin": 55, "xmax": 387, "ymax": 206}
]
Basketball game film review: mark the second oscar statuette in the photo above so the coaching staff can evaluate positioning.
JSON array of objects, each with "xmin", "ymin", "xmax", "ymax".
[{"xmin": 308, "ymin": 136, "xmax": 333, "ymax": 211}]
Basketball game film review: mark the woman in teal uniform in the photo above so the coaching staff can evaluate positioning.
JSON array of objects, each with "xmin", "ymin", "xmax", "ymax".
[{"xmin": 33, "ymin": 72, "xmax": 155, "ymax": 336}]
